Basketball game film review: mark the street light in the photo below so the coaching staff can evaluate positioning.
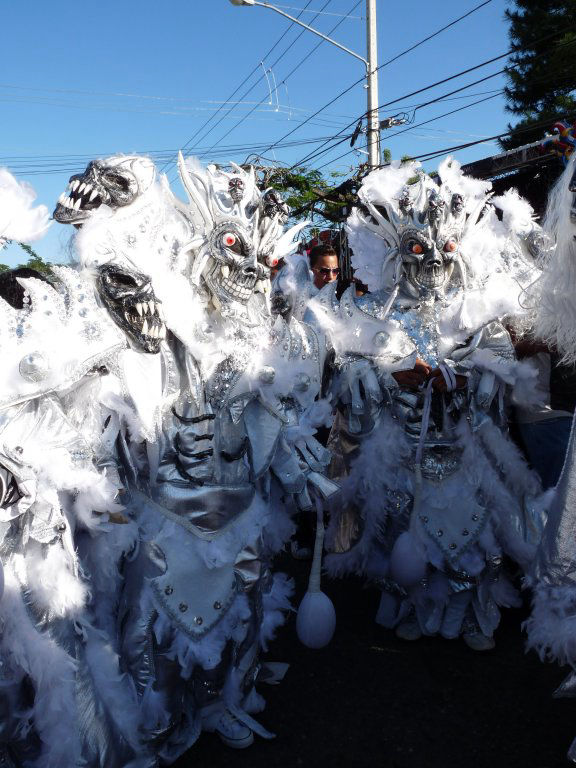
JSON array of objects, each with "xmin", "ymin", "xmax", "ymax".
[{"xmin": 227, "ymin": 0, "xmax": 380, "ymax": 168}]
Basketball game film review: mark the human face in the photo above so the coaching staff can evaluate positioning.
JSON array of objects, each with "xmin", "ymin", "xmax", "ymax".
[{"xmin": 312, "ymin": 253, "xmax": 340, "ymax": 290}]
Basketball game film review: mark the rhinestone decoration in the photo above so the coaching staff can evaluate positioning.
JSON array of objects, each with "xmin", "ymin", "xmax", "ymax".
[
  {"xmin": 82, "ymin": 322, "xmax": 102, "ymax": 341},
  {"xmin": 293, "ymin": 373, "xmax": 311, "ymax": 392},
  {"xmin": 373, "ymin": 330, "xmax": 390, "ymax": 348},
  {"xmin": 19, "ymin": 352, "xmax": 50, "ymax": 382},
  {"xmin": 258, "ymin": 366, "xmax": 276, "ymax": 385}
]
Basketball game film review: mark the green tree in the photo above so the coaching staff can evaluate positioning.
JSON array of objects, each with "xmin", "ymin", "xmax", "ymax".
[
  {"xmin": 260, "ymin": 166, "xmax": 338, "ymax": 224},
  {"xmin": 500, "ymin": 0, "xmax": 576, "ymax": 149},
  {"xmin": 260, "ymin": 149, "xmax": 392, "ymax": 224},
  {"xmin": 16, "ymin": 243, "xmax": 55, "ymax": 276}
]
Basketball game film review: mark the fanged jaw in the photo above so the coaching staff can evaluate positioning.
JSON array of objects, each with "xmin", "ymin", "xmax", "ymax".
[
  {"xmin": 54, "ymin": 179, "xmax": 105, "ymax": 223},
  {"xmin": 206, "ymin": 266, "xmax": 259, "ymax": 304},
  {"xmin": 220, "ymin": 274, "xmax": 257, "ymax": 302},
  {"xmin": 414, "ymin": 265, "xmax": 447, "ymax": 289},
  {"xmin": 120, "ymin": 299, "xmax": 166, "ymax": 351}
]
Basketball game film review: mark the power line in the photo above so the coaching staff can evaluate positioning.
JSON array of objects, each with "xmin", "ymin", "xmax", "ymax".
[
  {"xmin": 257, "ymin": 0, "xmax": 495, "ymax": 161},
  {"xmin": 291, "ymin": 56, "xmax": 514, "ymax": 168},
  {"xmin": 274, "ymin": 5, "xmax": 363, "ymax": 18},
  {"xmin": 386, "ymin": 111, "xmax": 576, "ymax": 166},
  {"xmin": 289, "ymin": 31, "xmax": 576, "ymax": 170},
  {"xmin": 289, "ymin": 112, "xmax": 576, "ymax": 220},
  {"xmin": 159, "ymin": 0, "xmax": 320, "ymax": 172},
  {"xmin": 165, "ymin": 0, "xmax": 333, "ymax": 173},
  {"xmin": 3, "ymin": 131, "xmax": 350, "ymax": 177},
  {"xmin": 170, "ymin": 0, "xmax": 496, "ymax": 179},
  {"xmin": 11, "ymin": 42, "xmax": 572, "ymax": 180},
  {"xmin": 316, "ymin": 94, "xmax": 576, "ymax": 173},
  {"xmin": 313, "ymin": 93, "xmax": 501, "ymax": 171},
  {"xmin": 188, "ymin": 0, "xmax": 360, "ymax": 170}
]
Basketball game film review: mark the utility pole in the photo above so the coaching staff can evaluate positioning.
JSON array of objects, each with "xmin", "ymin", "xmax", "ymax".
[
  {"xmin": 365, "ymin": 0, "xmax": 380, "ymax": 169},
  {"xmin": 228, "ymin": 0, "xmax": 381, "ymax": 168}
]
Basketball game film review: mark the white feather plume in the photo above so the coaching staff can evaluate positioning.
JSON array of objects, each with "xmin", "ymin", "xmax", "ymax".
[{"xmin": 0, "ymin": 168, "xmax": 51, "ymax": 244}]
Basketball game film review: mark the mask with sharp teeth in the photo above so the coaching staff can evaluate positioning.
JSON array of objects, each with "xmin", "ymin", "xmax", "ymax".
[
  {"xmin": 201, "ymin": 220, "xmax": 268, "ymax": 306},
  {"xmin": 349, "ymin": 164, "xmax": 473, "ymax": 299},
  {"xmin": 97, "ymin": 264, "xmax": 166, "ymax": 353},
  {"xmin": 53, "ymin": 155, "xmax": 155, "ymax": 225},
  {"xmin": 53, "ymin": 154, "xmax": 182, "ymax": 351},
  {"xmin": 400, "ymin": 228, "xmax": 458, "ymax": 295},
  {"xmin": 179, "ymin": 157, "xmax": 307, "ymax": 310}
]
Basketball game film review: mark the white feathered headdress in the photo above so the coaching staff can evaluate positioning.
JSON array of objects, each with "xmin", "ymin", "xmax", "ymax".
[
  {"xmin": 177, "ymin": 153, "xmax": 306, "ymax": 290},
  {"xmin": 347, "ymin": 158, "xmax": 494, "ymax": 293},
  {"xmin": 347, "ymin": 157, "xmax": 539, "ymax": 317}
]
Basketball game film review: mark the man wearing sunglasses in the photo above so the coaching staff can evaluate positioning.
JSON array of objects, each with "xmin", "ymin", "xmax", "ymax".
[{"xmin": 309, "ymin": 243, "xmax": 340, "ymax": 290}]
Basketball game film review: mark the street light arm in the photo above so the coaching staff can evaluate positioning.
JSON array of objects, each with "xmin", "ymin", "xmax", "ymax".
[{"xmin": 235, "ymin": 0, "xmax": 368, "ymax": 69}]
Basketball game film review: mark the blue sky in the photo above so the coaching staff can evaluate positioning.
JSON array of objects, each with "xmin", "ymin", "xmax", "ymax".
[{"xmin": 1, "ymin": 0, "xmax": 516, "ymax": 266}]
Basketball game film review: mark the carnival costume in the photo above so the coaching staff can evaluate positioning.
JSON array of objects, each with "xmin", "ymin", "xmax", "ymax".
[
  {"xmin": 0, "ymin": 170, "xmax": 146, "ymax": 767},
  {"xmin": 53, "ymin": 153, "xmax": 336, "ymax": 760},
  {"xmin": 135, "ymin": 156, "xmax": 336, "ymax": 752},
  {"xmin": 525, "ymin": 153, "xmax": 576, "ymax": 762},
  {"xmin": 319, "ymin": 158, "xmax": 541, "ymax": 649}
]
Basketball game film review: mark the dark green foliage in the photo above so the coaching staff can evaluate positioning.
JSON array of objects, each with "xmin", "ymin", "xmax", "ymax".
[
  {"xmin": 501, "ymin": 0, "xmax": 576, "ymax": 149},
  {"xmin": 0, "ymin": 242, "xmax": 55, "ymax": 276},
  {"xmin": 262, "ymin": 166, "xmax": 343, "ymax": 223},
  {"xmin": 16, "ymin": 243, "xmax": 55, "ymax": 276},
  {"xmin": 260, "ymin": 150, "xmax": 392, "ymax": 224}
]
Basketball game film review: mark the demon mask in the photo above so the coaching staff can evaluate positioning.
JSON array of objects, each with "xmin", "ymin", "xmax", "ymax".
[
  {"xmin": 96, "ymin": 265, "xmax": 165, "ymax": 353},
  {"xmin": 400, "ymin": 228, "xmax": 458, "ymax": 294},
  {"xmin": 54, "ymin": 155, "xmax": 169, "ymax": 351},
  {"xmin": 53, "ymin": 156, "xmax": 155, "ymax": 225},
  {"xmin": 201, "ymin": 220, "xmax": 268, "ymax": 305}
]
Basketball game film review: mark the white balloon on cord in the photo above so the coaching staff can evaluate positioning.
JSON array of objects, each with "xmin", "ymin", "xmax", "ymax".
[{"xmin": 296, "ymin": 496, "xmax": 336, "ymax": 649}]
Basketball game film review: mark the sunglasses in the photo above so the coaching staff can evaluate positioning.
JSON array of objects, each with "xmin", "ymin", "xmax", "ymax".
[{"xmin": 315, "ymin": 267, "xmax": 340, "ymax": 275}]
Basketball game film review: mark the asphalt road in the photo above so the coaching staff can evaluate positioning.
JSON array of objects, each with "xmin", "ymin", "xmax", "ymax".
[{"xmin": 175, "ymin": 559, "xmax": 575, "ymax": 768}]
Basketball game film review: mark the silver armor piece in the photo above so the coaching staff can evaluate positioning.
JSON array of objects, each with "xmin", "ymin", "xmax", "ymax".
[
  {"xmin": 152, "ymin": 482, "xmax": 255, "ymax": 535},
  {"xmin": 149, "ymin": 530, "xmax": 238, "ymax": 639}
]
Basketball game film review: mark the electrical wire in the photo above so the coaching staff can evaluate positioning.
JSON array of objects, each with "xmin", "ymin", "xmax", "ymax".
[
  {"xmin": 313, "ymin": 93, "xmax": 501, "ymax": 171},
  {"xmin": 318, "ymin": 105, "xmax": 576, "ymax": 174},
  {"xmin": 274, "ymin": 5, "xmax": 363, "ymax": 18},
  {"xmin": 292, "ymin": 56, "xmax": 515, "ymax": 168},
  {"xmin": 187, "ymin": 0, "xmax": 361, "ymax": 171},
  {"xmin": 288, "ymin": 111, "xmax": 576, "ymax": 221},
  {"xmin": 290, "ymin": 32, "xmax": 576, "ymax": 170},
  {"xmin": 166, "ymin": 0, "xmax": 335, "ymax": 173},
  {"xmin": 391, "ymin": 112, "xmax": 576, "ymax": 165},
  {"xmin": 3, "ymin": 131, "xmax": 353, "ymax": 176},
  {"xmin": 256, "ymin": 0, "xmax": 495, "ymax": 161},
  {"xmin": 159, "ymin": 0, "xmax": 320, "ymax": 172}
]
